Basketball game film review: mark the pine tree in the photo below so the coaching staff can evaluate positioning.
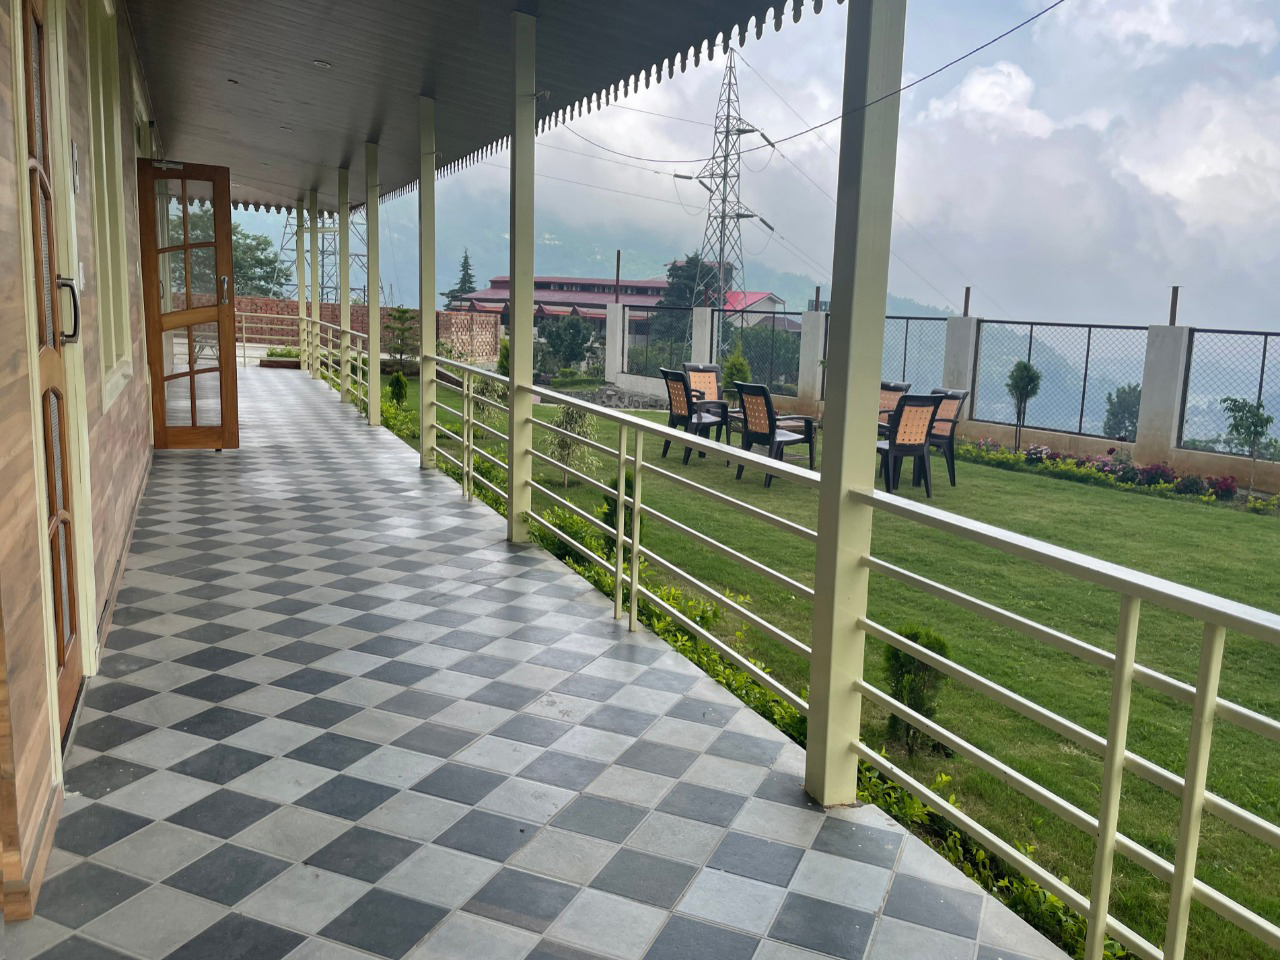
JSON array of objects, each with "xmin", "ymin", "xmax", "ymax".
[{"xmin": 442, "ymin": 249, "xmax": 478, "ymax": 305}]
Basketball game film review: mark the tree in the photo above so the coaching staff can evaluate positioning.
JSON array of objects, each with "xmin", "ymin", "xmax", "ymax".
[
  {"xmin": 721, "ymin": 344, "xmax": 752, "ymax": 403},
  {"xmin": 1220, "ymin": 396, "xmax": 1275, "ymax": 497},
  {"xmin": 441, "ymin": 249, "xmax": 478, "ymax": 305},
  {"xmin": 649, "ymin": 253, "xmax": 724, "ymax": 341},
  {"xmin": 1006, "ymin": 359, "xmax": 1041, "ymax": 452},
  {"xmin": 383, "ymin": 307, "xmax": 421, "ymax": 364},
  {"xmin": 1103, "ymin": 383, "xmax": 1141, "ymax": 441},
  {"xmin": 170, "ymin": 207, "xmax": 290, "ymax": 297},
  {"xmin": 541, "ymin": 314, "xmax": 593, "ymax": 370}
]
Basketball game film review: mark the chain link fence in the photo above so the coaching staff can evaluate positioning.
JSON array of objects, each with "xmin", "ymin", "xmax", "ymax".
[
  {"xmin": 1179, "ymin": 329, "xmax": 1280, "ymax": 460},
  {"xmin": 970, "ymin": 320, "xmax": 1148, "ymax": 439},
  {"xmin": 718, "ymin": 309, "xmax": 803, "ymax": 396},
  {"xmin": 623, "ymin": 306, "xmax": 692, "ymax": 378},
  {"xmin": 821, "ymin": 315, "xmax": 949, "ymax": 400}
]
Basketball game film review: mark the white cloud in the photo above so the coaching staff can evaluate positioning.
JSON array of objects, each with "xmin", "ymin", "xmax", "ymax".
[
  {"xmin": 1061, "ymin": 0, "xmax": 1277, "ymax": 61},
  {"xmin": 923, "ymin": 62, "xmax": 1057, "ymax": 139},
  {"xmin": 1114, "ymin": 78, "xmax": 1280, "ymax": 235}
]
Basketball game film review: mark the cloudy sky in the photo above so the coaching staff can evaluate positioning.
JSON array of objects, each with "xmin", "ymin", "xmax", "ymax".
[{"xmin": 246, "ymin": 0, "xmax": 1280, "ymax": 327}]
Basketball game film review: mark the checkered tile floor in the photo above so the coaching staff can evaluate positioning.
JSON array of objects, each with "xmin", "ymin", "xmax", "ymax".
[{"xmin": 10, "ymin": 369, "xmax": 1068, "ymax": 960}]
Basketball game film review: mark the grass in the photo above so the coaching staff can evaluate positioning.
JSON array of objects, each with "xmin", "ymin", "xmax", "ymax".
[{"xmin": 387, "ymin": 376, "xmax": 1279, "ymax": 960}]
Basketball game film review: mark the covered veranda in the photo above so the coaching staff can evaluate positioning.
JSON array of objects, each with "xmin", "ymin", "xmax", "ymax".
[{"xmin": 10, "ymin": 366, "xmax": 1066, "ymax": 960}]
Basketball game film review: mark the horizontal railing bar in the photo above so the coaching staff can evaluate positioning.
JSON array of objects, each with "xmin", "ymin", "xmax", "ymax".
[
  {"xmin": 529, "ymin": 480, "xmax": 619, "ymax": 541},
  {"xmin": 429, "ymin": 354, "xmax": 510, "ymax": 384},
  {"xmin": 434, "ymin": 402, "xmax": 465, "ymax": 420},
  {"xmin": 531, "ymin": 418, "xmax": 621, "ymax": 460},
  {"xmin": 640, "ymin": 504, "xmax": 815, "ymax": 599},
  {"xmin": 436, "ymin": 424, "xmax": 464, "ymax": 446},
  {"xmin": 1191, "ymin": 880, "xmax": 1280, "ymax": 951},
  {"xmin": 642, "ymin": 548, "xmax": 811, "ymax": 659},
  {"xmin": 527, "ymin": 511, "xmax": 617, "ymax": 575},
  {"xmin": 863, "ymin": 557, "xmax": 1280, "ymax": 744},
  {"xmin": 530, "ymin": 450, "xmax": 616, "ymax": 499},
  {"xmin": 472, "ymin": 393, "xmax": 510, "ymax": 414},
  {"xmin": 471, "ymin": 419, "xmax": 510, "ymax": 443},
  {"xmin": 472, "ymin": 446, "xmax": 509, "ymax": 472},
  {"xmin": 472, "ymin": 471, "xmax": 509, "ymax": 503},
  {"xmin": 851, "ymin": 744, "xmax": 1093, "ymax": 915},
  {"xmin": 643, "ymin": 461, "xmax": 818, "ymax": 543},
  {"xmin": 869, "ymin": 618, "xmax": 1280, "ymax": 852},
  {"xmin": 976, "ymin": 318, "xmax": 1148, "ymax": 333},
  {"xmin": 855, "ymin": 679, "xmax": 1099, "ymax": 835},
  {"xmin": 526, "ymin": 385, "xmax": 821, "ymax": 488},
  {"xmin": 435, "ymin": 447, "xmax": 463, "ymax": 473},
  {"xmin": 637, "ymin": 585, "xmax": 808, "ymax": 714},
  {"xmin": 856, "ymin": 490, "xmax": 1280, "ymax": 644}
]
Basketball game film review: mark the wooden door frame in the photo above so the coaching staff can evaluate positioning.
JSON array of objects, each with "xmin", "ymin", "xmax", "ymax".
[{"xmin": 136, "ymin": 159, "xmax": 239, "ymax": 450}]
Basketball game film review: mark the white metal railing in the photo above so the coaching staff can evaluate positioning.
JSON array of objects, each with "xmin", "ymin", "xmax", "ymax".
[
  {"xmin": 235, "ymin": 311, "xmax": 300, "ymax": 366},
  {"xmin": 408, "ymin": 354, "xmax": 1279, "ymax": 960},
  {"xmin": 348, "ymin": 328, "xmax": 370, "ymax": 410},
  {"xmin": 853, "ymin": 490, "xmax": 1280, "ymax": 960}
]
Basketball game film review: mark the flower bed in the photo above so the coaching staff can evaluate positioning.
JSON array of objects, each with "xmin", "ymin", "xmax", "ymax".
[{"xmin": 959, "ymin": 440, "xmax": 1280, "ymax": 514}]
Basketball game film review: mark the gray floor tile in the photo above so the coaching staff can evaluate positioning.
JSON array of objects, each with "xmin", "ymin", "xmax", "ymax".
[
  {"xmin": 320, "ymin": 888, "xmax": 448, "ymax": 958},
  {"xmin": 769, "ymin": 892, "xmax": 876, "ymax": 960},
  {"xmin": 883, "ymin": 872, "xmax": 984, "ymax": 939},
  {"xmin": 164, "ymin": 842, "xmax": 291, "ymax": 905},
  {"xmin": 162, "ymin": 913, "xmax": 305, "ymax": 960},
  {"xmin": 812, "ymin": 818, "xmax": 904, "ymax": 870},
  {"xmin": 590, "ymin": 848, "xmax": 697, "ymax": 909},
  {"xmin": 547, "ymin": 889, "xmax": 666, "ymax": 960},
  {"xmin": 435, "ymin": 809, "xmax": 539, "ymax": 861},
  {"xmin": 463, "ymin": 866, "xmax": 579, "ymax": 932},
  {"xmin": 306, "ymin": 825, "xmax": 419, "ymax": 882},
  {"xmin": 35, "ymin": 862, "xmax": 149, "ymax": 928},
  {"xmin": 553, "ymin": 795, "xmax": 647, "ymax": 843},
  {"xmin": 80, "ymin": 885, "xmax": 226, "ymax": 959},
  {"xmin": 707, "ymin": 831, "xmax": 805, "ymax": 887},
  {"xmin": 644, "ymin": 915, "xmax": 759, "ymax": 960}
]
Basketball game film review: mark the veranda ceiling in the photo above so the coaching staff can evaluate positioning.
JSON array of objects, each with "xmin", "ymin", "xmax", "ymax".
[{"xmin": 122, "ymin": 0, "xmax": 836, "ymax": 212}]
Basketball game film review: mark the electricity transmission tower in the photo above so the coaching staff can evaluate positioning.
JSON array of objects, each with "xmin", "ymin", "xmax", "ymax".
[
  {"xmin": 274, "ymin": 209, "xmax": 374, "ymax": 305},
  {"xmin": 683, "ymin": 48, "xmax": 773, "ymax": 357}
]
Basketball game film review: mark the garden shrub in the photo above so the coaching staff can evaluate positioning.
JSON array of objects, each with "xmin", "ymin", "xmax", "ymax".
[
  {"xmin": 1208, "ymin": 476, "xmax": 1238, "ymax": 501},
  {"xmin": 1024, "ymin": 444, "xmax": 1052, "ymax": 465},
  {"xmin": 266, "ymin": 346, "xmax": 300, "ymax": 358},
  {"xmin": 378, "ymin": 388, "xmax": 418, "ymax": 442},
  {"xmin": 388, "ymin": 370, "xmax": 409, "ymax": 406},
  {"xmin": 884, "ymin": 625, "xmax": 951, "ymax": 757},
  {"xmin": 1173, "ymin": 474, "xmax": 1206, "ymax": 496},
  {"xmin": 1135, "ymin": 462, "xmax": 1174, "ymax": 486},
  {"xmin": 546, "ymin": 404, "xmax": 602, "ymax": 486}
]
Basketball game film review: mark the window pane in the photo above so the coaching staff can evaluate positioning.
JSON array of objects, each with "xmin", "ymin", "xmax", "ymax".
[
  {"xmin": 193, "ymin": 370, "xmax": 221, "ymax": 427},
  {"xmin": 186, "ymin": 181, "xmax": 215, "ymax": 242},
  {"xmin": 189, "ymin": 246, "xmax": 217, "ymax": 307},
  {"xmin": 156, "ymin": 177, "xmax": 182, "ymax": 245}
]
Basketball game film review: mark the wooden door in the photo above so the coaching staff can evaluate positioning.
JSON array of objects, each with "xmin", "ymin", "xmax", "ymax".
[
  {"xmin": 23, "ymin": 0, "xmax": 84, "ymax": 735},
  {"xmin": 137, "ymin": 160, "xmax": 239, "ymax": 449}
]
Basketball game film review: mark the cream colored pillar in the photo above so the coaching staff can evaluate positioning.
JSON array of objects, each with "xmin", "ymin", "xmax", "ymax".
[
  {"xmin": 339, "ymin": 167, "xmax": 352, "ymax": 402},
  {"xmin": 308, "ymin": 188, "xmax": 321, "ymax": 379},
  {"xmin": 366, "ymin": 142, "xmax": 381, "ymax": 426},
  {"xmin": 806, "ymin": 0, "xmax": 908, "ymax": 806},
  {"xmin": 295, "ymin": 201, "xmax": 307, "ymax": 367},
  {"xmin": 420, "ymin": 97, "xmax": 438, "ymax": 468},
  {"xmin": 506, "ymin": 11, "xmax": 536, "ymax": 541}
]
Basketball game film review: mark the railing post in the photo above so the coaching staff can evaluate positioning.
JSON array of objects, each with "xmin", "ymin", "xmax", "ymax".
[
  {"xmin": 295, "ymin": 200, "xmax": 307, "ymax": 369},
  {"xmin": 239, "ymin": 315, "xmax": 247, "ymax": 369},
  {"xmin": 505, "ymin": 10, "xmax": 536, "ymax": 541},
  {"xmin": 366, "ymin": 141, "xmax": 382, "ymax": 426},
  {"xmin": 806, "ymin": 0, "xmax": 907, "ymax": 807},
  {"xmin": 338, "ymin": 167, "xmax": 352, "ymax": 403},
  {"xmin": 309, "ymin": 188, "xmax": 322, "ymax": 380},
  {"xmin": 1163, "ymin": 621, "xmax": 1227, "ymax": 960},
  {"xmin": 1085, "ymin": 594, "xmax": 1141, "ymax": 960},
  {"xmin": 613, "ymin": 424, "xmax": 627, "ymax": 619},
  {"xmin": 628, "ymin": 430, "xmax": 644, "ymax": 631},
  {"xmin": 463, "ymin": 371, "xmax": 473, "ymax": 500},
  {"xmin": 420, "ymin": 97, "xmax": 438, "ymax": 469}
]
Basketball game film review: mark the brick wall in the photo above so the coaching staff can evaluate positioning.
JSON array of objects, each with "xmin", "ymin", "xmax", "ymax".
[{"xmin": 236, "ymin": 299, "xmax": 501, "ymax": 362}]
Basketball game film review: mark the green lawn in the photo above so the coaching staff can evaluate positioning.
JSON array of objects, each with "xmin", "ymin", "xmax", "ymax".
[{"xmin": 390, "ymin": 377, "xmax": 1279, "ymax": 960}]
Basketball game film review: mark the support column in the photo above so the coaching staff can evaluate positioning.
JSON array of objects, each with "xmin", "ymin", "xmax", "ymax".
[
  {"xmin": 420, "ymin": 97, "xmax": 438, "ymax": 469},
  {"xmin": 506, "ymin": 11, "xmax": 536, "ymax": 541},
  {"xmin": 1134, "ymin": 325, "xmax": 1190, "ymax": 463},
  {"xmin": 295, "ymin": 200, "xmax": 307, "ymax": 367},
  {"xmin": 366, "ymin": 142, "xmax": 381, "ymax": 426},
  {"xmin": 796, "ymin": 310, "xmax": 825, "ymax": 417},
  {"xmin": 806, "ymin": 0, "xmax": 907, "ymax": 806},
  {"xmin": 339, "ymin": 168, "xmax": 352, "ymax": 402},
  {"xmin": 308, "ymin": 188, "xmax": 321, "ymax": 379},
  {"xmin": 943, "ymin": 314, "xmax": 979, "ymax": 428},
  {"xmin": 690, "ymin": 307, "xmax": 714, "ymax": 366},
  {"xmin": 605, "ymin": 303, "xmax": 624, "ymax": 383}
]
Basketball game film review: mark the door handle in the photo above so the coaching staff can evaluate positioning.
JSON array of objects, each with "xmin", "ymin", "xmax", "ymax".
[
  {"xmin": 56, "ymin": 275, "xmax": 80, "ymax": 345},
  {"xmin": 220, "ymin": 275, "xmax": 229, "ymax": 305}
]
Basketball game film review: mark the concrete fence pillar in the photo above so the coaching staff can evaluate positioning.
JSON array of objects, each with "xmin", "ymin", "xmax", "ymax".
[
  {"xmin": 943, "ymin": 315, "xmax": 979, "ymax": 422},
  {"xmin": 1134, "ymin": 325, "xmax": 1190, "ymax": 465},
  {"xmin": 796, "ymin": 310, "xmax": 826, "ymax": 417},
  {"xmin": 605, "ymin": 303, "xmax": 624, "ymax": 382},
  {"xmin": 691, "ymin": 307, "xmax": 714, "ymax": 365}
]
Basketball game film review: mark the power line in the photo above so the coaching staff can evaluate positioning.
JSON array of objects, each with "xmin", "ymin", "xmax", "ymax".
[
  {"xmin": 737, "ymin": 51, "xmax": 1016, "ymax": 316},
  {"xmin": 478, "ymin": 161, "xmax": 704, "ymax": 213},
  {"xmin": 561, "ymin": 0, "xmax": 1068, "ymax": 165},
  {"xmin": 612, "ymin": 103, "xmax": 712, "ymax": 126}
]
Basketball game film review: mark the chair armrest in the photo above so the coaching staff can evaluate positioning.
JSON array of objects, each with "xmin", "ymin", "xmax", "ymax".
[{"xmin": 690, "ymin": 388, "xmax": 706, "ymax": 401}]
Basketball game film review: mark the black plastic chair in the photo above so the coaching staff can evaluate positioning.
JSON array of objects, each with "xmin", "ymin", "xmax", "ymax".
[
  {"xmin": 660, "ymin": 368, "xmax": 726, "ymax": 464},
  {"xmin": 928, "ymin": 388, "xmax": 969, "ymax": 486},
  {"xmin": 732, "ymin": 381, "xmax": 815, "ymax": 487},
  {"xmin": 877, "ymin": 381, "xmax": 912, "ymax": 438},
  {"xmin": 877, "ymin": 393, "xmax": 944, "ymax": 497}
]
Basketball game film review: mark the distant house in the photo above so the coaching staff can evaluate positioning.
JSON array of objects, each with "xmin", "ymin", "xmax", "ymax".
[{"xmin": 446, "ymin": 275, "xmax": 670, "ymax": 332}]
